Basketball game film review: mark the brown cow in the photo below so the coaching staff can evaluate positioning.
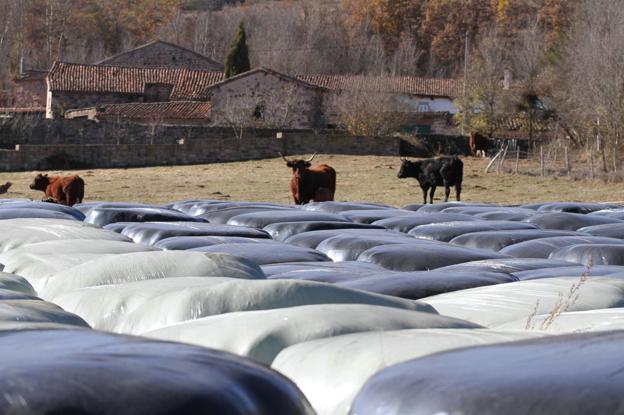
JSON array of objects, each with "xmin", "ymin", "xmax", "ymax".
[
  {"xmin": 29, "ymin": 174, "xmax": 85, "ymax": 206},
  {"xmin": 0, "ymin": 182, "xmax": 12, "ymax": 195},
  {"xmin": 281, "ymin": 153, "xmax": 336, "ymax": 205},
  {"xmin": 469, "ymin": 132, "xmax": 489, "ymax": 157}
]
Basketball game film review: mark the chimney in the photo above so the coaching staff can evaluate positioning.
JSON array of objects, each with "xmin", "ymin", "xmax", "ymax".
[{"xmin": 503, "ymin": 69, "xmax": 512, "ymax": 90}]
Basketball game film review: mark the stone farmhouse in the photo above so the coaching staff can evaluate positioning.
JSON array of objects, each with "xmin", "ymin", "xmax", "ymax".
[{"xmin": 5, "ymin": 40, "xmax": 461, "ymax": 134}]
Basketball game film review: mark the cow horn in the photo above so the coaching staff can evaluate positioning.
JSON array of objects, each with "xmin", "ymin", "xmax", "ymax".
[
  {"xmin": 305, "ymin": 153, "xmax": 317, "ymax": 162},
  {"xmin": 400, "ymin": 156, "xmax": 407, "ymax": 161},
  {"xmin": 279, "ymin": 152, "xmax": 290, "ymax": 162}
]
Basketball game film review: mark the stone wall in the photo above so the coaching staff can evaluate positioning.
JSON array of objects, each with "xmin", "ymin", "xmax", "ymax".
[
  {"xmin": 207, "ymin": 70, "xmax": 324, "ymax": 129},
  {"xmin": 0, "ymin": 118, "xmax": 468, "ymax": 172},
  {"xmin": 49, "ymin": 92, "xmax": 145, "ymax": 119}
]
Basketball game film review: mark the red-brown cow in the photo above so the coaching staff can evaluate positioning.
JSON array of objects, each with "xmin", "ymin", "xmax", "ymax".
[
  {"xmin": 29, "ymin": 174, "xmax": 85, "ymax": 206},
  {"xmin": 281, "ymin": 153, "xmax": 336, "ymax": 205},
  {"xmin": 469, "ymin": 132, "xmax": 490, "ymax": 157}
]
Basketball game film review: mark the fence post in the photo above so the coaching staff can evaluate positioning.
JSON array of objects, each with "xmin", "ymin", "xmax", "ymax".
[
  {"xmin": 565, "ymin": 146, "xmax": 571, "ymax": 177},
  {"xmin": 589, "ymin": 149, "xmax": 595, "ymax": 180},
  {"xmin": 498, "ymin": 145, "xmax": 508, "ymax": 174},
  {"xmin": 540, "ymin": 146, "xmax": 545, "ymax": 177},
  {"xmin": 515, "ymin": 147, "xmax": 520, "ymax": 174}
]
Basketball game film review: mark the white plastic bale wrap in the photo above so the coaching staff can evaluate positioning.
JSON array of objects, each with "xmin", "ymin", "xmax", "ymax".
[
  {"xmin": 272, "ymin": 329, "xmax": 547, "ymax": 415},
  {"xmin": 495, "ymin": 308, "xmax": 624, "ymax": 333},
  {"xmin": 40, "ymin": 251, "xmax": 265, "ymax": 300},
  {"xmin": 0, "ymin": 239, "xmax": 156, "ymax": 292},
  {"xmin": 55, "ymin": 278, "xmax": 433, "ymax": 334},
  {"xmin": 422, "ymin": 277, "xmax": 624, "ymax": 327},
  {"xmin": 145, "ymin": 304, "xmax": 481, "ymax": 365}
]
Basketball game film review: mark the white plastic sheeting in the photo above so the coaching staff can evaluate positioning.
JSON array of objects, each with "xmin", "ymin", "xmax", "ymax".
[
  {"xmin": 273, "ymin": 329, "xmax": 546, "ymax": 415},
  {"xmin": 0, "ymin": 218, "xmax": 130, "ymax": 252},
  {"xmin": 495, "ymin": 307, "xmax": 624, "ymax": 333},
  {"xmin": 55, "ymin": 278, "xmax": 433, "ymax": 333},
  {"xmin": 0, "ymin": 239, "xmax": 156, "ymax": 292},
  {"xmin": 423, "ymin": 277, "xmax": 624, "ymax": 327},
  {"xmin": 40, "ymin": 251, "xmax": 265, "ymax": 300},
  {"xmin": 145, "ymin": 304, "xmax": 481, "ymax": 364}
]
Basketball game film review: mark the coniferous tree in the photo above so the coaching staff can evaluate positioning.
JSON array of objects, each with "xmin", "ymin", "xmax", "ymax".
[{"xmin": 224, "ymin": 21, "xmax": 250, "ymax": 78}]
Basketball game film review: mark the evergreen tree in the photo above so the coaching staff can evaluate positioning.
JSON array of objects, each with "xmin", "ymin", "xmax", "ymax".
[{"xmin": 224, "ymin": 22, "xmax": 250, "ymax": 78}]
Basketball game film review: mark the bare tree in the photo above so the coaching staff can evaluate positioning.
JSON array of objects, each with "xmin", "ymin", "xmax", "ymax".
[{"xmin": 330, "ymin": 88, "xmax": 400, "ymax": 136}]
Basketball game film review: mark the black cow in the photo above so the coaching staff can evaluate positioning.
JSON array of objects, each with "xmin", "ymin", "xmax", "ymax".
[{"xmin": 397, "ymin": 156, "xmax": 463, "ymax": 204}]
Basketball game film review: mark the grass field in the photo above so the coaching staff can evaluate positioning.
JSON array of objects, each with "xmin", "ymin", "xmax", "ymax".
[{"xmin": 4, "ymin": 155, "xmax": 624, "ymax": 206}]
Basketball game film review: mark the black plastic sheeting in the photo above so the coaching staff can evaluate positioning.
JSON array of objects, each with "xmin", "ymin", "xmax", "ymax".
[
  {"xmin": 531, "ymin": 202, "xmax": 621, "ymax": 213},
  {"xmin": 549, "ymin": 243, "xmax": 624, "ymax": 266},
  {"xmin": 350, "ymin": 331, "xmax": 624, "ymax": 415},
  {"xmin": 450, "ymin": 229, "xmax": 582, "ymax": 251},
  {"xmin": 408, "ymin": 221, "xmax": 538, "ymax": 242},
  {"xmin": 300, "ymin": 201, "xmax": 391, "ymax": 213},
  {"xmin": 262, "ymin": 261, "xmax": 385, "ymax": 279},
  {"xmin": 0, "ymin": 329, "xmax": 314, "ymax": 415},
  {"xmin": 339, "ymin": 210, "xmax": 415, "ymax": 224},
  {"xmin": 315, "ymin": 233, "xmax": 427, "ymax": 261},
  {"xmin": 373, "ymin": 213, "xmax": 479, "ymax": 233},
  {"xmin": 188, "ymin": 202, "xmax": 290, "ymax": 217},
  {"xmin": 474, "ymin": 209, "xmax": 536, "ymax": 221},
  {"xmin": 400, "ymin": 203, "xmax": 423, "ymax": 211},
  {"xmin": 436, "ymin": 258, "xmax": 579, "ymax": 275},
  {"xmin": 589, "ymin": 209, "xmax": 624, "ymax": 220},
  {"xmin": 85, "ymin": 207, "xmax": 204, "ymax": 227},
  {"xmin": 0, "ymin": 208, "xmax": 80, "ymax": 221},
  {"xmin": 440, "ymin": 206, "xmax": 535, "ymax": 217},
  {"xmin": 338, "ymin": 270, "xmax": 515, "ymax": 299},
  {"xmin": 153, "ymin": 236, "xmax": 278, "ymax": 251},
  {"xmin": 0, "ymin": 201, "xmax": 85, "ymax": 220},
  {"xmin": 358, "ymin": 243, "xmax": 508, "ymax": 271},
  {"xmin": 513, "ymin": 265, "xmax": 624, "ymax": 280},
  {"xmin": 227, "ymin": 211, "xmax": 350, "ymax": 228},
  {"xmin": 190, "ymin": 243, "xmax": 331, "ymax": 265},
  {"xmin": 264, "ymin": 221, "xmax": 384, "ymax": 241},
  {"xmin": 577, "ymin": 223, "xmax": 624, "ymax": 239},
  {"xmin": 524, "ymin": 212, "xmax": 623, "ymax": 231},
  {"xmin": 103, "ymin": 222, "xmax": 135, "ymax": 233},
  {"xmin": 73, "ymin": 202, "xmax": 157, "ymax": 216},
  {"xmin": 284, "ymin": 229, "xmax": 397, "ymax": 249},
  {"xmin": 500, "ymin": 236, "xmax": 624, "ymax": 258},
  {"xmin": 416, "ymin": 202, "xmax": 493, "ymax": 214},
  {"xmin": 121, "ymin": 222, "xmax": 270, "ymax": 245},
  {"xmin": 197, "ymin": 206, "xmax": 294, "ymax": 224}
]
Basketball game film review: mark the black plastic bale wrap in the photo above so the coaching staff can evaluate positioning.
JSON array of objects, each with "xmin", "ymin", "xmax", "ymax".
[{"xmin": 350, "ymin": 331, "xmax": 624, "ymax": 415}]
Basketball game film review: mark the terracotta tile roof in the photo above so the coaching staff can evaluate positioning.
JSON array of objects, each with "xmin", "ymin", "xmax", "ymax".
[
  {"xmin": 296, "ymin": 74, "xmax": 462, "ymax": 98},
  {"xmin": 48, "ymin": 62, "xmax": 224, "ymax": 100},
  {"xmin": 94, "ymin": 101, "xmax": 212, "ymax": 121}
]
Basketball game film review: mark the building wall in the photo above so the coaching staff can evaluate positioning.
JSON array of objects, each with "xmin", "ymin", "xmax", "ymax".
[
  {"xmin": 99, "ymin": 42, "xmax": 223, "ymax": 71},
  {"xmin": 207, "ymin": 72, "xmax": 323, "ymax": 129},
  {"xmin": 47, "ymin": 91, "xmax": 145, "ymax": 119},
  {"xmin": 14, "ymin": 79, "xmax": 47, "ymax": 108},
  {"xmin": 398, "ymin": 95, "xmax": 458, "ymax": 114}
]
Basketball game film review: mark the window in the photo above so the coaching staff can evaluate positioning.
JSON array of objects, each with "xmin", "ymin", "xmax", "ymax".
[{"xmin": 253, "ymin": 103, "xmax": 265, "ymax": 119}]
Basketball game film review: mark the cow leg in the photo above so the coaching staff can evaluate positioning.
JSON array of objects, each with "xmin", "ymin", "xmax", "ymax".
[
  {"xmin": 429, "ymin": 186, "xmax": 436, "ymax": 204},
  {"xmin": 455, "ymin": 183, "xmax": 462, "ymax": 201},
  {"xmin": 444, "ymin": 184, "xmax": 451, "ymax": 202},
  {"xmin": 421, "ymin": 186, "xmax": 428, "ymax": 204}
]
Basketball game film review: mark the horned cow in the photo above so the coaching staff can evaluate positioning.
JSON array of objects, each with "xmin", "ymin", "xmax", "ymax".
[
  {"xmin": 29, "ymin": 174, "xmax": 85, "ymax": 206},
  {"xmin": 280, "ymin": 153, "xmax": 336, "ymax": 205},
  {"xmin": 397, "ymin": 156, "xmax": 463, "ymax": 204}
]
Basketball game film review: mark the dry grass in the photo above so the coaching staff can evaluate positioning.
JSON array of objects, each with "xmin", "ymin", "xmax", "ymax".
[{"xmin": 3, "ymin": 155, "xmax": 624, "ymax": 206}]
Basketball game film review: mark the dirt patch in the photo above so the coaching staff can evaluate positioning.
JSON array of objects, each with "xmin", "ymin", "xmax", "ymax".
[{"xmin": 3, "ymin": 155, "xmax": 623, "ymax": 206}]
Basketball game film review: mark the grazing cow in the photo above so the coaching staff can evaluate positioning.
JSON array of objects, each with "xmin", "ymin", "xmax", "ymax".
[
  {"xmin": 29, "ymin": 174, "xmax": 85, "ymax": 206},
  {"xmin": 469, "ymin": 132, "xmax": 490, "ymax": 157},
  {"xmin": 281, "ymin": 153, "xmax": 336, "ymax": 205},
  {"xmin": 0, "ymin": 182, "xmax": 11, "ymax": 194},
  {"xmin": 397, "ymin": 156, "xmax": 463, "ymax": 204}
]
